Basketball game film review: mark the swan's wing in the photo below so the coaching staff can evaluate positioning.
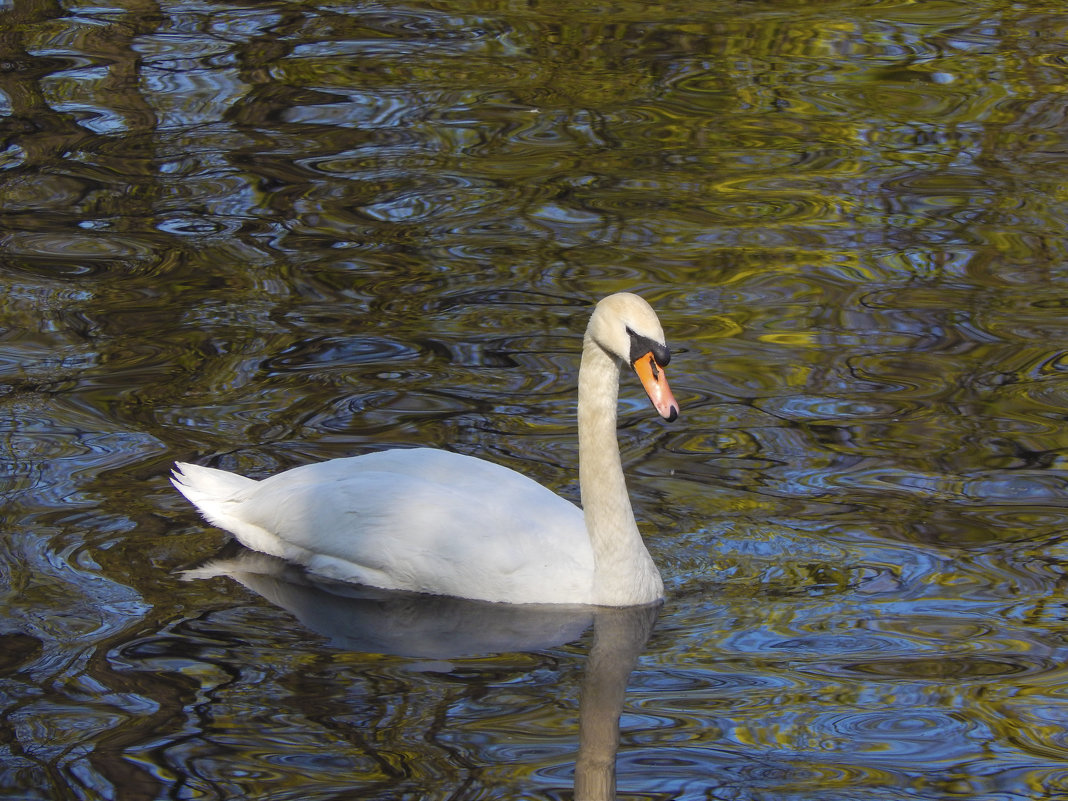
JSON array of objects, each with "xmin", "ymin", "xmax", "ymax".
[{"xmin": 232, "ymin": 448, "xmax": 595, "ymax": 604}]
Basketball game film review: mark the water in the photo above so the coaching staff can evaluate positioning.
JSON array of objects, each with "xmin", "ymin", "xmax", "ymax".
[{"xmin": 3, "ymin": 0, "xmax": 1068, "ymax": 798}]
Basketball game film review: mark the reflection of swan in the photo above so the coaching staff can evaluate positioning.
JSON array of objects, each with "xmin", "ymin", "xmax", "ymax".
[
  {"xmin": 576, "ymin": 604, "xmax": 659, "ymax": 801},
  {"xmin": 184, "ymin": 552, "xmax": 594, "ymax": 659},
  {"xmin": 185, "ymin": 552, "xmax": 658, "ymax": 798},
  {"xmin": 172, "ymin": 293, "xmax": 679, "ymax": 606}
]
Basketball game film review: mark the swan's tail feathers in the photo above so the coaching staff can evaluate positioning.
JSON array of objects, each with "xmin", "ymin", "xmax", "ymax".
[{"xmin": 171, "ymin": 461, "xmax": 258, "ymax": 533}]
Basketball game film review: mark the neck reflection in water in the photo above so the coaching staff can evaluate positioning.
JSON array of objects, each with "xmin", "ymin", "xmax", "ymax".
[{"xmin": 185, "ymin": 552, "xmax": 659, "ymax": 800}]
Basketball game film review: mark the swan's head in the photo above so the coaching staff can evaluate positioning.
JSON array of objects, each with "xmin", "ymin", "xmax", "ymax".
[{"xmin": 587, "ymin": 293, "xmax": 680, "ymax": 422}]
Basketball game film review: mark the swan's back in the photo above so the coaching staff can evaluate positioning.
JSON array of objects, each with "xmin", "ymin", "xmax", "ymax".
[{"xmin": 173, "ymin": 448, "xmax": 595, "ymax": 604}]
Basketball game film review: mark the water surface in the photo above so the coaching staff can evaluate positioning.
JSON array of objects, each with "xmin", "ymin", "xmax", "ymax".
[{"xmin": 3, "ymin": 1, "xmax": 1068, "ymax": 798}]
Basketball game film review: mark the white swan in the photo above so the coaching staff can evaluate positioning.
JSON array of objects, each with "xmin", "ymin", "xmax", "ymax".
[{"xmin": 172, "ymin": 292, "xmax": 679, "ymax": 606}]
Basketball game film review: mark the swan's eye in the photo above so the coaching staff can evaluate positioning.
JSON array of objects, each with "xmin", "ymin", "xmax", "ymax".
[{"xmin": 626, "ymin": 326, "xmax": 671, "ymax": 366}]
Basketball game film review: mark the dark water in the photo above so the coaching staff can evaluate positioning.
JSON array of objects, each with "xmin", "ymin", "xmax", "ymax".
[{"xmin": 3, "ymin": 0, "xmax": 1068, "ymax": 798}]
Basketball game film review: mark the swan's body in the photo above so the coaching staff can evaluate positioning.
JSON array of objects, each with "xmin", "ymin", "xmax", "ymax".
[
  {"xmin": 172, "ymin": 292, "xmax": 679, "ymax": 606},
  {"xmin": 175, "ymin": 448, "xmax": 595, "ymax": 603}
]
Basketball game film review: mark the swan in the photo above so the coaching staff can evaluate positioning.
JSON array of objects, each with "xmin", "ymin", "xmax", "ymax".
[{"xmin": 171, "ymin": 292, "xmax": 679, "ymax": 606}]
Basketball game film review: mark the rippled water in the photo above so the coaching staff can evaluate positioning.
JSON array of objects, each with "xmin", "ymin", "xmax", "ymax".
[{"xmin": 4, "ymin": 0, "xmax": 1068, "ymax": 798}]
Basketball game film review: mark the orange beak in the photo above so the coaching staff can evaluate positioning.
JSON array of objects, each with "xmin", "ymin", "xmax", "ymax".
[{"xmin": 632, "ymin": 352, "xmax": 679, "ymax": 422}]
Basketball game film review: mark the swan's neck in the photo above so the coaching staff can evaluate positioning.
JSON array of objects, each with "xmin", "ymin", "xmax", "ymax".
[{"xmin": 578, "ymin": 335, "xmax": 664, "ymax": 607}]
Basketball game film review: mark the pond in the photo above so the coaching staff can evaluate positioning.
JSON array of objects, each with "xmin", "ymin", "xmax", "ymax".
[{"xmin": 3, "ymin": 0, "xmax": 1068, "ymax": 798}]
